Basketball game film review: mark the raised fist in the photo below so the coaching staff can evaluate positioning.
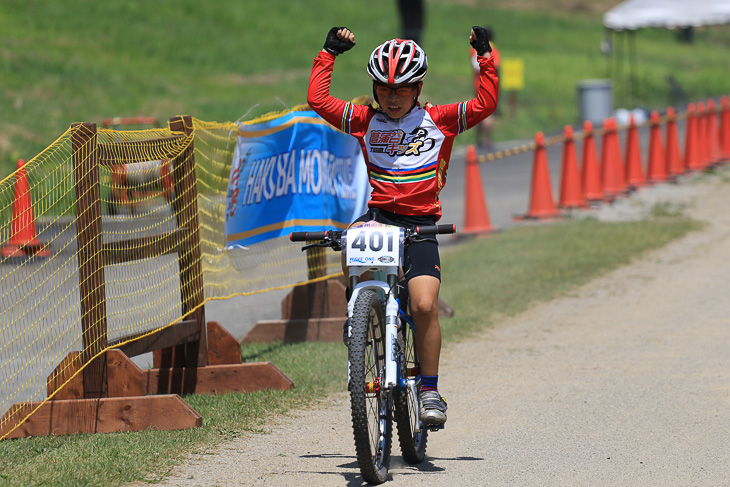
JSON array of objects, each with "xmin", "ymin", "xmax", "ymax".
[
  {"xmin": 324, "ymin": 27, "xmax": 355, "ymax": 56},
  {"xmin": 470, "ymin": 26, "xmax": 492, "ymax": 56}
]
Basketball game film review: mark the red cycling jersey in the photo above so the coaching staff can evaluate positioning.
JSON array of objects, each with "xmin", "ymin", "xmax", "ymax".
[{"xmin": 307, "ymin": 50, "xmax": 498, "ymax": 220}]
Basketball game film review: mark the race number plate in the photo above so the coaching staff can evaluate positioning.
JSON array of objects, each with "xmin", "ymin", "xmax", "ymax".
[{"xmin": 345, "ymin": 224, "xmax": 404, "ymax": 267}]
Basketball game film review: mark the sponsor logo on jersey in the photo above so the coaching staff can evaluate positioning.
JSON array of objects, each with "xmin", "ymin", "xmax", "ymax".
[{"xmin": 369, "ymin": 127, "xmax": 436, "ymax": 157}]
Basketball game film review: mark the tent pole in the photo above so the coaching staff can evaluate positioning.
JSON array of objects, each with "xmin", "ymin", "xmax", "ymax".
[
  {"xmin": 604, "ymin": 28, "xmax": 613, "ymax": 79},
  {"xmin": 629, "ymin": 29, "xmax": 637, "ymax": 109},
  {"xmin": 622, "ymin": 30, "xmax": 630, "ymax": 110},
  {"xmin": 615, "ymin": 30, "xmax": 623, "ymax": 109}
]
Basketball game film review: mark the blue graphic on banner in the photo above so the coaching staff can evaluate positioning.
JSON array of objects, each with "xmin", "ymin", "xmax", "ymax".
[{"xmin": 225, "ymin": 110, "xmax": 369, "ymax": 246}]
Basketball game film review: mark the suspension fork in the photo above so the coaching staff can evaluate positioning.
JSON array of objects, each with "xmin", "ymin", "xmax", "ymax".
[
  {"xmin": 348, "ymin": 272, "xmax": 401, "ymax": 389},
  {"xmin": 384, "ymin": 274, "xmax": 399, "ymax": 389}
]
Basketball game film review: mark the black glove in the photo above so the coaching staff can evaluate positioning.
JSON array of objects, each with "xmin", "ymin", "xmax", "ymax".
[
  {"xmin": 323, "ymin": 27, "xmax": 355, "ymax": 56},
  {"xmin": 470, "ymin": 26, "xmax": 492, "ymax": 56}
]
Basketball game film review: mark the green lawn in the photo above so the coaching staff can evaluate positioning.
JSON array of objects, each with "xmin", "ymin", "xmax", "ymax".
[{"xmin": 2, "ymin": 0, "xmax": 729, "ymax": 178}]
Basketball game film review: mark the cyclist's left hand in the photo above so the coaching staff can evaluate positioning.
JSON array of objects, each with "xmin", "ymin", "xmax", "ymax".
[
  {"xmin": 324, "ymin": 27, "xmax": 356, "ymax": 56},
  {"xmin": 469, "ymin": 26, "xmax": 492, "ymax": 56}
]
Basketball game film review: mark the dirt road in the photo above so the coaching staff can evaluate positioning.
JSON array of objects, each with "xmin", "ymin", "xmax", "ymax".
[{"xmin": 152, "ymin": 172, "xmax": 730, "ymax": 486}]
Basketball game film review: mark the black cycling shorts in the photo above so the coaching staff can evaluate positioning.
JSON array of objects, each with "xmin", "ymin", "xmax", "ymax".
[{"xmin": 352, "ymin": 208, "xmax": 441, "ymax": 282}]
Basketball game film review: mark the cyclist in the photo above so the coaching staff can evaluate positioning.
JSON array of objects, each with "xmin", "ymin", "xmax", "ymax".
[{"xmin": 307, "ymin": 26, "xmax": 498, "ymax": 427}]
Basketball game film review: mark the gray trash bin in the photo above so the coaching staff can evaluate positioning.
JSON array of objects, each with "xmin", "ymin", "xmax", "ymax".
[{"xmin": 577, "ymin": 79, "xmax": 613, "ymax": 126}]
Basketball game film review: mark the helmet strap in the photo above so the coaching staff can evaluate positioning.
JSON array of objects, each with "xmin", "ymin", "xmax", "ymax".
[
  {"xmin": 410, "ymin": 82, "xmax": 422, "ymax": 107},
  {"xmin": 371, "ymin": 83, "xmax": 381, "ymax": 110}
]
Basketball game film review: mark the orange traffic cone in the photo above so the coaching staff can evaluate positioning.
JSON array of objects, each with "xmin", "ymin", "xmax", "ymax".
[
  {"xmin": 600, "ymin": 118, "xmax": 625, "ymax": 200},
  {"xmin": 1, "ymin": 159, "xmax": 51, "ymax": 258},
  {"xmin": 558, "ymin": 125, "xmax": 586, "ymax": 209},
  {"xmin": 624, "ymin": 114, "xmax": 646, "ymax": 189},
  {"xmin": 684, "ymin": 103, "xmax": 702, "ymax": 171},
  {"xmin": 462, "ymin": 145, "xmax": 495, "ymax": 235},
  {"xmin": 580, "ymin": 120, "xmax": 603, "ymax": 202},
  {"xmin": 697, "ymin": 102, "xmax": 709, "ymax": 169},
  {"xmin": 665, "ymin": 107, "xmax": 684, "ymax": 178},
  {"xmin": 646, "ymin": 111, "xmax": 668, "ymax": 183},
  {"xmin": 720, "ymin": 96, "xmax": 730, "ymax": 160},
  {"xmin": 515, "ymin": 132, "xmax": 558, "ymax": 220},
  {"xmin": 706, "ymin": 99, "xmax": 722, "ymax": 165}
]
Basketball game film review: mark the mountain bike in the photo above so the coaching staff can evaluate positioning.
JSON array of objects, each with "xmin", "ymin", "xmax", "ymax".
[{"xmin": 291, "ymin": 221, "xmax": 455, "ymax": 484}]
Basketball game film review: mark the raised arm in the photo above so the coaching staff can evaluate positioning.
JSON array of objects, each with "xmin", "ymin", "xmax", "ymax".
[
  {"xmin": 429, "ymin": 26, "xmax": 499, "ymax": 135},
  {"xmin": 307, "ymin": 27, "xmax": 368, "ymax": 134}
]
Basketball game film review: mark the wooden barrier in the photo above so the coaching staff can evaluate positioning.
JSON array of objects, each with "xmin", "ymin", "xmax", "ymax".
[{"xmin": 1, "ymin": 116, "xmax": 293, "ymax": 440}]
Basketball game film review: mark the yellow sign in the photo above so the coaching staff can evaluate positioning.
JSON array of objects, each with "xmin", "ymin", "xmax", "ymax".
[{"xmin": 501, "ymin": 58, "xmax": 524, "ymax": 91}]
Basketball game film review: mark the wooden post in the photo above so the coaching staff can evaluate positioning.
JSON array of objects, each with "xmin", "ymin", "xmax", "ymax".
[
  {"xmin": 165, "ymin": 115, "xmax": 208, "ymax": 369},
  {"xmin": 306, "ymin": 247, "xmax": 326, "ymax": 280},
  {"xmin": 71, "ymin": 122, "xmax": 109, "ymax": 398},
  {"xmin": 509, "ymin": 91, "xmax": 518, "ymax": 120}
]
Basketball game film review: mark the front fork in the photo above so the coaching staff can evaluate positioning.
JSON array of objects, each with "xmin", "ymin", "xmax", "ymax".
[{"xmin": 348, "ymin": 273, "xmax": 409, "ymax": 392}]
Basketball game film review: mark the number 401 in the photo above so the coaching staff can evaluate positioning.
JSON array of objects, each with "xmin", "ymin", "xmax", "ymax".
[{"xmin": 350, "ymin": 230, "xmax": 395, "ymax": 252}]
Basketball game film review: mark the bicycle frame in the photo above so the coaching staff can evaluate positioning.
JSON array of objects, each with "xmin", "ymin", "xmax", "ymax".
[{"xmin": 347, "ymin": 265, "xmax": 403, "ymax": 390}]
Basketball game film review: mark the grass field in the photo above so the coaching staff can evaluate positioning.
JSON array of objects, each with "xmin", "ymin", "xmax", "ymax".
[
  {"xmin": 2, "ymin": 0, "xmax": 730, "ymax": 178},
  {"xmin": 0, "ymin": 213, "xmax": 700, "ymax": 486}
]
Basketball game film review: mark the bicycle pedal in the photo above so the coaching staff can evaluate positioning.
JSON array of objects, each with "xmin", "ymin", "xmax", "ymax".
[{"xmin": 428, "ymin": 424, "xmax": 445, "ymax": 432}]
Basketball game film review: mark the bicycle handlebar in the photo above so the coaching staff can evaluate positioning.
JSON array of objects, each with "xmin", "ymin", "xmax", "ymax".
[
  {"xmin": 290, "ymin": 224, "xmax": 456, "ymax": 246},
  {"xmin": 414, "ymin": 224, "xmax": 457, "ymax": 235},
  {"xmin": 290, "ymin": 231, "xmax": 330, "ymax": 242}
]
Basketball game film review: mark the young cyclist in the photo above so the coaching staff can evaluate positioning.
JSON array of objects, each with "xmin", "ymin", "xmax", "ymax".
[{"xmin": 307, "ymin": 26, "xmax": 498, "ymax": 427}]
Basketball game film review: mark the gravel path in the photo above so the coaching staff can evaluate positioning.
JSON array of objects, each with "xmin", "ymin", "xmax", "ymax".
[{"xmin": 150, "ymin": 170, "xmax": 730, "ymax": 487}]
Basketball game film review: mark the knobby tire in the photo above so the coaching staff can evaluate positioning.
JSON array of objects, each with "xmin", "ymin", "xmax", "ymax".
[
  {"xmin": 349, "ymin": 290, "xmax": 392, "ymax": 484},
  {"xmin": 392, "ymin": 287, "xmax": 427, "ymax": 464}
]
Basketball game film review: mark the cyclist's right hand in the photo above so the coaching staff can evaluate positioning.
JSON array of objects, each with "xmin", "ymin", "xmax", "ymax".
[{"xmin": 323, "ymin": 27, "xmax": 355, "ymax": 56}]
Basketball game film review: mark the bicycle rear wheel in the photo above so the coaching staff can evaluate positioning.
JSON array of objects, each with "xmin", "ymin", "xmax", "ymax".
[
  {"xmin": 349, "ymin": 289, "xmax": 392, "ymax": 484},
  {"xmin": 393, "ymin": 292, "xmax": 427, "ymax": 464}
]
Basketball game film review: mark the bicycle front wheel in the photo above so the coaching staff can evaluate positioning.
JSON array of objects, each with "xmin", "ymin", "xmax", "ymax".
[
  {"xmin": 393, "ymin": 312, "xmax": 427, "ymax": 464},
  {"xmin": 349, "ymin": 289, "xmax": 392, "ymax": 485}
]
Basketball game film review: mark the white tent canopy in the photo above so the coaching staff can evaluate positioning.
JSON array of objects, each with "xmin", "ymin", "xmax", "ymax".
[{"xmin": 604, "ymin": 0, "xmax": 730, "ymax": 31}]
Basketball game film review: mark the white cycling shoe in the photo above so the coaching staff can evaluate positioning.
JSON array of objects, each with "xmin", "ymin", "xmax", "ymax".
[{"xmin": 419, "ymin": 390, "xmax": 448, "ymax": 427}]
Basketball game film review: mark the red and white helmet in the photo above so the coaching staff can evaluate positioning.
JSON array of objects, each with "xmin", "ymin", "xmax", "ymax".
[{"xmin": 367, "ymin": 39, "xmax": 428, "ymax": 84}]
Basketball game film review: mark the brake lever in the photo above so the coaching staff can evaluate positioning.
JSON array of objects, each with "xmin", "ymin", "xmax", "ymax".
[
  {"xmin": 301, "ymin": 238, "xmax": 343, "ymax": 252},
  {"xmin": 300, "ymin": 242, "xmax": 330, "ymax": 251},
  {"xmin": 404, "ymin": 229, "xmax": 429, "ymax": 244},
  {"xmin": 408, "ymin": 235, "xmax": 430, "ymax": 244}
]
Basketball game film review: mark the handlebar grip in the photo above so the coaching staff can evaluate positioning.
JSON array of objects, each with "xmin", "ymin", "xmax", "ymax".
[
  {"xmin": 415, "ymin": 224, "xmax": 457, "ymax": 235},
  {"xmin": 290, "ymin": 231, "xmax": 327, "ymax": 242}
]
